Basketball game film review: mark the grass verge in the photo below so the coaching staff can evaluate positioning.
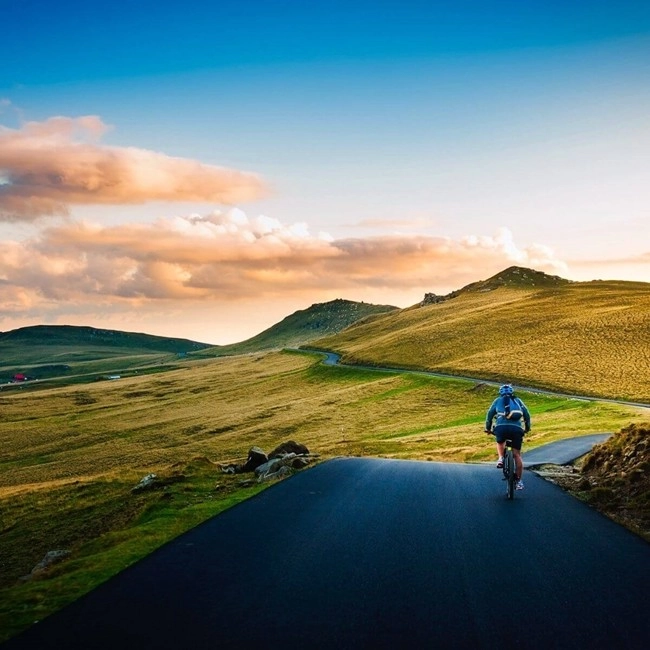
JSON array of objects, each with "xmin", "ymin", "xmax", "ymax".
[{"xmin": 0, "ymin": 459, "xmax": 269, "ymax": 643}]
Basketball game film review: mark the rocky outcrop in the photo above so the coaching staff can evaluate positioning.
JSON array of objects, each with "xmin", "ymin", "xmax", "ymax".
[
  {"xmin": 580, "ymin": 424, "xmax": 649, "ymax": 507},
  {"xmin": 240, "ymin": 446, "xmax": 269, "ymax": 472},
  {"xmin": 269, "ymin": 440, "xmax": 309, "ymax": 458},
  {"xmin": 220, "ymin": 441, "xmax": 318, "ymax": 482},
  {"xmin": 421, "ymin": 293, "xmax": 447, "ymax": 305}
]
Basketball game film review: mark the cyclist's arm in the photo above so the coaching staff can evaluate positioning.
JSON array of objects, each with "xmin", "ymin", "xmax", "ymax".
[{"xmin": 485, "ymin": 402, "xmax": 497, "ymax": 433}]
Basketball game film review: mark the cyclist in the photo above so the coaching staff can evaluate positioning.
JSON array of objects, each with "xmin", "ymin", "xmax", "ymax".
[{"xmin": 485, "ymin": 384, "xmax": 531, "ymax": 490}]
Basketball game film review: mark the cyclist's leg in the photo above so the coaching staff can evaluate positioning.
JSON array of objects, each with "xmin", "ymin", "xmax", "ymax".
[
  {"xmin": 513, "ymin": 448, "xmax": 523, "ymax": 481},
  {"xmin": 496, "ymin": 425, "xmax": 524, "ymax": 478},
  {"xmin": 493, "ymin": 426, "xmax": 514, "ymax": 459},
  {"xmin": 510, "ymin": 431, "xmax": 524, "ymax": 481}
]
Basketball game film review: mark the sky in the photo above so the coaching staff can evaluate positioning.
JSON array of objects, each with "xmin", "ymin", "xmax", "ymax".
[{"xmin": 1, "ymin": 0, "xmax": 649, "ymax": 344}]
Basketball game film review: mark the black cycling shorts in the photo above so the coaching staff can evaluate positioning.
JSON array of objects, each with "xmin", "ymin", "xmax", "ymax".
[{"xmin": 493, "ymin": 424, "xmax": 524, "ymax": 450}]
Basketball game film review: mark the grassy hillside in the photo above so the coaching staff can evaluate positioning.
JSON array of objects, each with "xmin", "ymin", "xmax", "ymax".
[
  {"xmin": 0, "ymin": 324, "xmax": 211, "ymax": 354},
  {"xmin": 0, "ymin": 325, "xmax": 212, "ymax": 385},
  {"xmin": 312, "ymin": 268, "xmax": 650, "ymax": 403},
  {"xmin": 0, "ymin": 349, "xmax": 646, "ymax": 641},
  {"xmin": 198, "ymin": 299, "xmax": 397, "ymax": 356}
]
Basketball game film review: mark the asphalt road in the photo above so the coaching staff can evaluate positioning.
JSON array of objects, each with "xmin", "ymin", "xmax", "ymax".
[
  {"xmin": 522, "ymin": 433, "xmax": 612, "ymax": 467},
  {"xmin": 4, "ymin": 458, "xmax": 649, "ymax": 650}
]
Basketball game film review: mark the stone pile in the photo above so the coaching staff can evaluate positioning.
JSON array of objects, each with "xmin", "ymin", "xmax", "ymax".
[{"xmin": 221, "ymin": 440, "xmax": 318, "ymax": 483}]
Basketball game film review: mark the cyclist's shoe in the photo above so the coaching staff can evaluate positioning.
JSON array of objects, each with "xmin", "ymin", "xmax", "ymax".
[
  {"xmin": 516, "ymin": 480, "xmax": 524, "ymax": 490},
  {"xmin": 496, "ymin": 457, "xmax": 504, "ymax": 468}
]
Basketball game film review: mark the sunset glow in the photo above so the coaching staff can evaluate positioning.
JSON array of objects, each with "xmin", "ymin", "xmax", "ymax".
[{"xmin": 2, "ymin": 1, "xmax": 649, "ymax": 343}]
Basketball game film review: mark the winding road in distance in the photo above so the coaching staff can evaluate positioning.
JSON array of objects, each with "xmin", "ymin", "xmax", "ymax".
[
  {"xmin": 306, "ymin": 349, "xmax": 650, "ymax": 410},
  {"xmin": 4, "ymin": 458, "xmax": 649, "ymax": 650}
]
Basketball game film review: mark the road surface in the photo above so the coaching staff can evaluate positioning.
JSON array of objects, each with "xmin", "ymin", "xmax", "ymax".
[
  {"xmin": 4, "ymin": 458, "xmax": 649, "ymax": 649},
  {"xmin": 522, "ymin": 433, "xmax": 612, "ymax": 467}
]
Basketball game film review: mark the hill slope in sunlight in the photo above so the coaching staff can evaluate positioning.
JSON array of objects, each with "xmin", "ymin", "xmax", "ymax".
[
  {"xmin": 199, "ymin": 298, "xmax": 398, "ymax": 356},
  {"xmin": 311, "ymin": 267, "xmax": 650, "ymax": 402}
]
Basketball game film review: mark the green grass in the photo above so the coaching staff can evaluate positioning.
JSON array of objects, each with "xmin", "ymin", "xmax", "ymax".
[{"xmin": 313, "ymin": 280, "xmax": 650, "ymax": 403}]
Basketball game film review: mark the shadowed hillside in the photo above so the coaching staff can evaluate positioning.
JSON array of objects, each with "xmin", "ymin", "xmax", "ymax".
[
  {"xmin": 198, "ymin": 298, "xmax": 397, "ymax": 356},
  {"xmin": 0, "ymin": 325, "xmax": 212, "ymax": 383},
  {"xmin": 312, "ymin": 267, "xmax": 650, "ymax": 402},
  {"xmin": 0, "ymin": 325, "xmax": 211, "ymax": 355}
]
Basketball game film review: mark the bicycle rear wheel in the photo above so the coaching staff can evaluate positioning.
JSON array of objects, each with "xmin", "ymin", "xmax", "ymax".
[{"xmin": 505, "ymin": 448, "xmax": 516, "ymax": 499}]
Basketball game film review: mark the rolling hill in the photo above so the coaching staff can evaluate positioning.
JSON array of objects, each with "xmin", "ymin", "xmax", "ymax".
[
  {"xmin": 0, "ymin": 301, "xmax": 397, "ymax": 384},
  {"xmin": 0, "ymin": 325, "xmax": 213, "ymax": 383},
  {"xmin": 311, "ymin": 266, "xmax": 650, "ymax": 403},
  {"xmin": 0, "ymin": 325, "xmax": 212, "ymax": 355},
  {"xmin": 197, "ymin": 298, "xmax": 398, "ymax": 356}
]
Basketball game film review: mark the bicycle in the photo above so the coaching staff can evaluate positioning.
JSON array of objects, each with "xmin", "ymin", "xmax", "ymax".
[
  {"xmin": 487, "ymin": 431, "xmax": 518, "ymax": 499},
  {"xmin": 502, "ymin": 438, "xmax": 517, "ymax": 500}
]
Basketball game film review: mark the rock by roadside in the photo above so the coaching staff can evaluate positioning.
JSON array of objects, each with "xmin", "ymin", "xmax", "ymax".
[
  {"xmin": 219, "ymin": 441, "xmax": 319, "ymax": 483},
  {"xmin": 534, "ymin": 422, "xmax": 650, "ymax": 542}
]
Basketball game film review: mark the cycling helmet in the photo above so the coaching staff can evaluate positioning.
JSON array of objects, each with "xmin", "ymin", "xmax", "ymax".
[{"xmin": 499, "ymin": 384, "xmax": 514, "ymax": 396}]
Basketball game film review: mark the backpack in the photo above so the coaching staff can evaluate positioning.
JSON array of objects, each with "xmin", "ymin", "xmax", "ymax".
[{"xmin": 503, "ymin": 395, "xmax": 524, "ymax": 421}]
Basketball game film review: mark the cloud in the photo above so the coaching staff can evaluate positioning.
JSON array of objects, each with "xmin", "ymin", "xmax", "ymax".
[
  {"xmin": 0, "ymin": 210, "xmax": 566, "ymax": 313},
  {"xmin": 0, "ymin": 116, "xmax": 268, "ymax": 221}
]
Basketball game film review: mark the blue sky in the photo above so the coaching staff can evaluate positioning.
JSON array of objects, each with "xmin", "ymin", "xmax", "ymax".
[
  {"xmin": 5, "ymin": 1, "xmax": 650, "ymax": 82},
  {"xmin": 1, "ymin": 1, "xmax": 649, "ymax": 342}
]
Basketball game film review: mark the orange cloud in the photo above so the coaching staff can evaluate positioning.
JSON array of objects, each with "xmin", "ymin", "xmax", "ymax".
[
  {"xmin": 0, "ymin": 116, "xmax": 267, "ymax": 220},
  {"xmin": 0, "ymin": 211, "xmax": 566, "ymax": 309}
]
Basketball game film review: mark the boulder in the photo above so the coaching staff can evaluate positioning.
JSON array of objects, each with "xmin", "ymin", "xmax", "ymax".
[
  {"xmin": 240, "ymin": 446, "xmax": 269, "ymax": 473},
  {"xmin": 268, "ymin": 441, "xmax": 309, "ymax": 459},
  {"xmin": 258, "ymin": 465, "xmax": 293, "ymax": 483},
  {"xmin": 254, "ymin": 457, "xmax": 285, "ymax": 478},
  {"xmin": 291, "ymin": 457, "xmax": 311, "ymax": 469}
]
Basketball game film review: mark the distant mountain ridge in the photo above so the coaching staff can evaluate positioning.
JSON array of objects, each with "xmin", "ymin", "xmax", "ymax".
[
  {"xmin": 0, "ymin": 325, "xmax": 212, "ymax": 353},
  {"xmin": 455, "ymin": 266, "xmax": 571, "ymax": 292},
  {"xmin": 202, "ymin": 298, "xmax": 398, "ymax": 356},
  {"xmin": 0, "ymin": 325, "xmax": 216, "ymax": 384},
  {"xmin": 422, "ymin": 266, "xmax": 570, "ymax": 304},
  {"xmin": 0, "ymin": 301, "xmax": 399, "ymax": 379}
]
